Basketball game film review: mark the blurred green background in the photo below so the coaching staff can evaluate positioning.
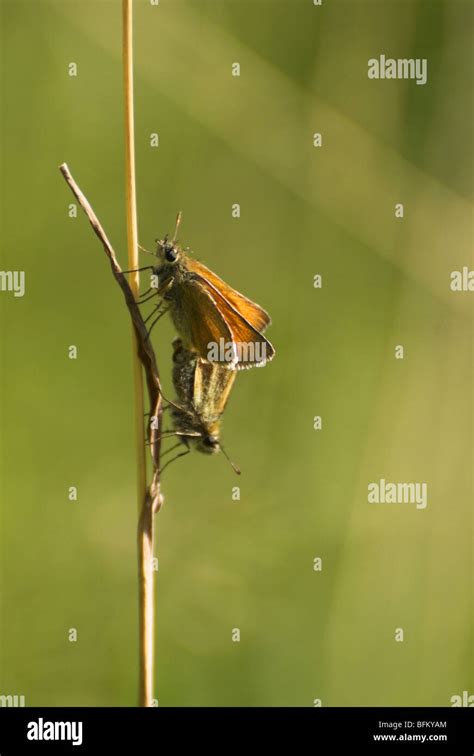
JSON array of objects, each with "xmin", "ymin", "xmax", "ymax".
[{"xmin": 0, "ymin": 0, "xmax": 472, "ymax": 706}]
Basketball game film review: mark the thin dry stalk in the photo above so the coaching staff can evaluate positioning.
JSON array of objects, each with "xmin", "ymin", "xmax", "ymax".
[
  {"xmin": 59, "ymin": 162, "xmax": 162, "ymax": 707},
  {"xmin": 122, "ymin": 0, "xmax": 156, "ymax": 708}
]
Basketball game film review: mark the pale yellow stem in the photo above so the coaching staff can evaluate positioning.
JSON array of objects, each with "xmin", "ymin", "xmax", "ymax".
[{"xmin": 122, "ymin": 0, "xmax": 155, "ymax": 708}]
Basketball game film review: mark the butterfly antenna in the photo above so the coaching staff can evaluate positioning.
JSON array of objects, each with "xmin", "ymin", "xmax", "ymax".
[
  {"xmin": 173, "ymin": 211, "xmax": 182, "ymax": 242},
  {"xmin": 220, "ymin": 443, "xmax": 241, "ymax": 475},
  {"xmin": 138, "ymin": 243, "xmax": 155, "ymax": 257}
]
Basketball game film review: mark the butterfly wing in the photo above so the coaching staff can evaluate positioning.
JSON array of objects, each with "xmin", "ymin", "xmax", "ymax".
[
  {"xmin": 175, "ymin": 278, "xmax": 236, "ymax": 364},
  {"xmin": 193, "ymin": 359, "xmax": 237, "ymax": 423},
  {"xmin": 186, "ymin": 258, "xmax": 271, "ymax": 332},
  {"xmin": 189, "ymin": 273, "xmax": 275, "ymax": 368},
  {"xmin": 171, "ymin": 338, "xmax": 196, "ymax": 406}
]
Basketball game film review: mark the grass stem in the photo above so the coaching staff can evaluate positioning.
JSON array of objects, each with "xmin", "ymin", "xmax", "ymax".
[{"xmin": 122, "ymin": 0, "xmax": 156, "ymax": 708}]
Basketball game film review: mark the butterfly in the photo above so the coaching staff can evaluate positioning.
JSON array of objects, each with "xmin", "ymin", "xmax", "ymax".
[
  {"xmin": 149, "ymin": 213, "xmax": 274, "ymax": 370},
  {"xmin": 170, "ymin": 338, "xmax": 240, "ymax": 472}
]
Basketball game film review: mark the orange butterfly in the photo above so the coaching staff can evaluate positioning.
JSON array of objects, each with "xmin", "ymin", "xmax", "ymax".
[
  {"xmin": 170, "ymin": 338, "xmax": 239, "ymax": 472},
  {"xmin": 150, "ymin": 213, "xmax": 274, "ymax": 369}
]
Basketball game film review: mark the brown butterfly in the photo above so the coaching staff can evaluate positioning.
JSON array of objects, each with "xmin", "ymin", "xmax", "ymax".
[
  {"xmin": 170, "ymin": 338, "xmax": 239, "ymax": 472},
  {"xmin": 149, "ymin": 213, "xmax": 274, "ymax": 369}
]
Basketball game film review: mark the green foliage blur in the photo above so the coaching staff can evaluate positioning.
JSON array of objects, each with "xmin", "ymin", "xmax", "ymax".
[{"xmin": 0, "ymin": 0, "xmax": 472, "ymax": 706}]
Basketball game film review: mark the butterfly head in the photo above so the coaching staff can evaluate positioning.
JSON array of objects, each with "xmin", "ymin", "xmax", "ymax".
[
  {"xmin": 197, "ymin": 433, "xmax": 221, "ymax": 455},
  {"xmin": 154, "ymin": 211, "xmax": 184, "ymax": 274},
  {"xmin": 155, "ymin": 236, "xmax": 181, "ymax": 266}
]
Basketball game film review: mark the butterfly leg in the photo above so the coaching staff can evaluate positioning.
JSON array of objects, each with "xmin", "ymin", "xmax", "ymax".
[
  {"xmin": 137, "ymin": 291, "xmax": 162, "ymax": 306},
  {"xmin": 143, "ymin": 302, "xmax": 166, "ymax": 325},
  {"xmin": 145, "ymin": 429, "xmax": 182, "ymax": 446},
  {"xmin": 160, "ymin": 441, "xmax": 185, "ymax": 459},
  {"xmin": 143, "ymin": 392, "xmax": 183, "ymax": 418},
  {"xmin": 139, "ymin": 277, "xmax": 173, "ymax": 313},
  {"xmin": 121, "ymin": 265, "xmax": 155, "ymax": 274},
  {"xmin": 137, "ymin": 277, "xmax": 173, "ymax": 304},
  {"xmin": 146, "ymin": 306, "xmax": 171, "ymax": 340},
  {"xmin": 159, "ymin": 448, "xmax": 190, "ymax": 475}
]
